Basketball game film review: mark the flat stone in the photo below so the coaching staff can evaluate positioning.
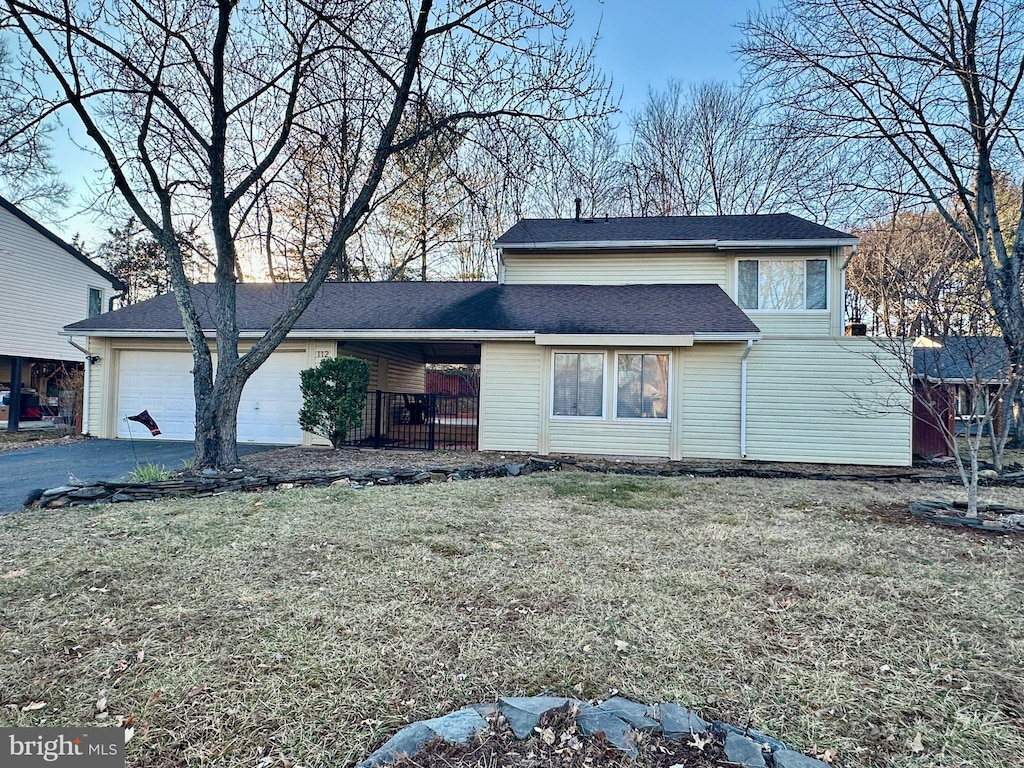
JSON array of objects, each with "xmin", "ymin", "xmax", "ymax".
[
  {"xmin": 421, "ymin": 708, "xmax": 488, "ymax": 743},
  {"xmin": 462, "ymin": 703, "xmax": 497, "ymax": 718},
  {"xmin": 723, "ymin": 732, "xmax": 767, "ymax": 767},
  {"xmin": 331, "ymin": 478, "xmax": 350, "ymax": 487},
  {"xmin": 42, "ymin": 485, "xmax": 77, "ymax": 498},
  {"xmin": 430, "ymin": 472, "xmax": 449, "ymax": 483},
  {"xmin": 410, "ymin": 472, "xmax": 432, "ymax": 484},
  {"xmin": 576, "ymin": 703, "xmax": 637, "ymax": 756},
  {"xmin": 45, "ymin": 497, "xmax": 70, "ymax": 508},
  {"xmin": 358, "ymin": 721, "xmax": 434, "ymax": 768},
  {"xmin": 596, "ymin": 697, "xmax": 661, "ymax": 732},
  {"xmin": 658, "ymin": 703, "xmax": 709, "ymax": 736},
  {"xmin": 110, "ymin": 493, "xmax": 135, "ymax": 503},
  {"xmin": 497, "ymin": 696, "xmax": 573, "ymax": 739},
  {"xmin": 505, "ymin": 463, "xmax": 523, "ymax": 476},
  {"xmin": 715, "ymin": 723, "xmax": 788, "ymax": 753},
  {"xmin": 200, "ymin": 468, "xmax": 220, "ymax": 477},
  {"xmin": 22, "ymin": 489, "xmax": 45, "ymax": 507},
  {"xmin": 68, "ymin": 486, "xmax": 108, "ymax": 500},
  {"xmin": 773, "ymin": 750, "xmax": 831, "ymax": 768}
]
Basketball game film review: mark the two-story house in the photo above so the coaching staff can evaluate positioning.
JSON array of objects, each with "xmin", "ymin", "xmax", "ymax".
[
  {"xmin": 65, "ymin": 213, "xmax": 911, "ymax": 465},
  {"xmin": 1, "ymin": 196, "xmax": 125, "ymax": 427}
]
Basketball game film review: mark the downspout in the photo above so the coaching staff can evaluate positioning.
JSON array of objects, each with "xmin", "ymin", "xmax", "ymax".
[
  {"xmin": 740, "ymin": 339, "xmax": 756, "ymax": 458},
  {"xmin": 82, "ymin": 357, "xmax": 91, "ymax": 436}
]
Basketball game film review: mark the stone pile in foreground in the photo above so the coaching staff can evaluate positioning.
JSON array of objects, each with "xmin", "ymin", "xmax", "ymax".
[
  {"xmin": 24, "ymin": 457, "xmax": 561, "ymax": 509},
  {"xmin": 358, "ymin": 695, "xmax": 831, "ymax": 768}
]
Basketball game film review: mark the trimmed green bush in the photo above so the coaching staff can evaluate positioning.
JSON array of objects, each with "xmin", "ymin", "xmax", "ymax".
[{"xmin": 298, "ymin": 356, "xmax": 371, "ymax": 448}]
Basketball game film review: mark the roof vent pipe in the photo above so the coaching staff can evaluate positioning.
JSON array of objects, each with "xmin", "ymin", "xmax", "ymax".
[{"xmin": 574, "ymin": 197, "xmax": 582, "ymax": 222}]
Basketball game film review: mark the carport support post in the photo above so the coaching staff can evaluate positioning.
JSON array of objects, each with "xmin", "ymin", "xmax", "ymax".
[{"xmin": 6, "ymin": 356, "xmax": 23, "ymax": 433}]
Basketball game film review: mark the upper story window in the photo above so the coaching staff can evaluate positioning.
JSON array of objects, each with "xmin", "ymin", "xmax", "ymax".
[
  {"xmin": 553, "ymin": 352, "xmax": 604, "ymax": 417},
  {"xmin": 616, "ymin": 353, "xmax": 669, "ymax": 419},
  {"xmin": 737, "ymin": 259, "xmax": 827, "ymax": 311},
  {"xmin": 88, "ymin": 288, "xmax": 103, "ymax": 318}
]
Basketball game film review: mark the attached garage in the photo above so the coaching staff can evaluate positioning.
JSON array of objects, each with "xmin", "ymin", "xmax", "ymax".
[{"xmin": 114, "ymin": 347, "xmax": 308, "ymax": 444}]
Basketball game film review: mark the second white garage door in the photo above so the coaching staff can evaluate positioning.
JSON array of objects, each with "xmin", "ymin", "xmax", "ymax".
[{"xmin": 116, "ymin": 350, "xmax": 306, "ymax": 444}]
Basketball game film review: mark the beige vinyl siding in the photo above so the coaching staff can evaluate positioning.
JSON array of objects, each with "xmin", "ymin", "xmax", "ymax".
[
  {"xmin": 744, "ymin": 313, "xmax": 832, "ymax": 337},
  {"xmin": 678, "ymin": 344, "xmax": 743, "ymax": 460},
  {"xmin": 503, "ymin": 252, "xmax": 727, "ymax": 286},
  {"xmin": 549, "ymin": 420, "xmax": 671, "ymax": 456},
  {"xmin": 338, "ymin": 341, "xmax": 425, "ymax": 391},
  {"xmin": 478, "ymin": 343, "xmax": 541, "ymax": 452},
  {"xmin": 0, "ymin": 205, "xmax": 117, "ymax": 362},
  {"xmin": 744, "ymin": 339, "xmax": 911, "ymax": 465},
  {"xmin": 85, "ymin": 338, "xmax": 109, "ymax": 437}
]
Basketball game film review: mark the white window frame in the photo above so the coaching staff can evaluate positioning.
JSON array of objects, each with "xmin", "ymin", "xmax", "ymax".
[
  {"xmin": 613, "ymin": 350, "xmax": 672, "ymax": 422},
  {"xmin": 736, "ymin": 257, "xmax": 830, "ymax": 313},
  {"xmin": 550, "ymin": 350, "xmax": 607, "ymax": 420}
]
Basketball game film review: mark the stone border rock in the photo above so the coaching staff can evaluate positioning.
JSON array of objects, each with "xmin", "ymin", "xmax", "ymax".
[
  {"xmin": 909, "ymin": 500, "xmax": 1024, "ymax": 532},
  {"xmin": 24, "ymin": 457, "xmax": 561, "ymax": 509},
  {"xmin": 358, "ymin": 695, "xmax": 829, "ymax": 768}
]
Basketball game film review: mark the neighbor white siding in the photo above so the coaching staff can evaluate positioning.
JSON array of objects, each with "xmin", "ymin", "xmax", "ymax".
[
  {"xmin": 478, "ymin": 343, "xmax": 542, "ymax": 452},
  {"xmin": 503, "ymin": 252, "xmax": 728, "ymax": 286},
  {"xmin": 0, "ymin": 205, "xmax": 117, "ymax": 362},
  {"xmin": 743, "ymin": 338, "xmax": 912, "ymax": 465}
]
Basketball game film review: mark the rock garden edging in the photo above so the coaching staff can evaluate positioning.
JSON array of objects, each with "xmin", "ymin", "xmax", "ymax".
[{"xmin": 359, "ymin": 695, "xmax": 830, "ymax": 768}]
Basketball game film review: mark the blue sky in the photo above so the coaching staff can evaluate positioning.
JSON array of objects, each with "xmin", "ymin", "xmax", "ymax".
[
  {"xmin": 572, "ymin": 0, "xmax": 774, "ymax": 113},
  {"xmin": 51, "ymin": 0, "xmax": 773, "ymax": 243}
]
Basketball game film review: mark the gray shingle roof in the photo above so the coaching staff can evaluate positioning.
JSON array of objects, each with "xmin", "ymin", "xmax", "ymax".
[
  {"xmin": 0, "ymin": 195, "xmax": 127, "ymax": 290},
  {"xmin": 495, "ymin": 213, "xmax": 854, "ymax": 248},
  {"xmin": 914, "ymin": 337, "xmax": 1012, "ymax": 381},
  {"xmin": 65, "ymin": 282, "xmax": 760, "ymax": 337}
]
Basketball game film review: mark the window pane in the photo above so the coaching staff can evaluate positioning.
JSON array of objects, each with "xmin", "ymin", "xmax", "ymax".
[
  {"xmin": 554, "ymin": 353, "xmax": 603, "ymax": 417},
  {"xmin": 737, "ymin": 261, "xmax": 758, "ymax": 309},
  {"xmin": 577, "ymin": 353, "xmax": 604, "ymax": 417},
  {"xmin": 617, "ymin": 353, "xmax": 669, "ymax": 419},
  {"xmin": 805, "ymin": 259, "xmax": 827, "ymax": 309},
  {"xmin": 88, "ymin": 288, "xmax": 103, "ymax": 318},
  {"xmin": 616, "ymin": 354, "xmax": 643, "ymax": 417},
  {"xmin": 758, "ymin": 260, "xmax": 805, "ymax": 310},
  {"xmin": 553, "ymin": 353, "xmax": 579, "ymax": 416},
  {"xmin": 642, "ymin": 354, "xmax": 669, "ymax": 418}
]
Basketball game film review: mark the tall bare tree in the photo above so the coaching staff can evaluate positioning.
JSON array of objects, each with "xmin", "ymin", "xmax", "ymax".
[
  {"xmin": 2, "ymin": 0, "xmax": 606, "ymax": 468},
  {"xmin": 742, "ymin": 0, "xmax": 1024, "ymax": 440},
  {"xmin": 0, "ymin": 38, "xmax": 66, "ymax": 210}
]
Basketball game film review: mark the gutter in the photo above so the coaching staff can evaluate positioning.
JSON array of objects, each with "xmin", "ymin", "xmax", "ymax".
[{"xmin": 740, "ymin": 339, "xmax": 756, "ymax": 458}]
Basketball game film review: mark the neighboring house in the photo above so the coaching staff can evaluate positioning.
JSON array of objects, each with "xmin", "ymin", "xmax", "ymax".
[
  {"xmin": 0, "ymin": 196, "xmax": 125, "ymax": 427},
  {"xmin": 912, "ymin": 336, "xmax": 1013, "ymax": 457},
  {"xmin": 65, "ymin": 213, "xmax": 912, "ymax": 465}
]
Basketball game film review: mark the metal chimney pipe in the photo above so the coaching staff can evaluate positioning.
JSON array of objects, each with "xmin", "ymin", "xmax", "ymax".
[{"xmin": 574, "ymin": 197, "xmax": 582, "ymax": 222}]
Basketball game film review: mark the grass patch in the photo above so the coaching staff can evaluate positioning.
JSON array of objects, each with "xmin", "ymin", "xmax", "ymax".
[
  {"xmin": 127, "ymin": 463, "xmax": 172, "ymax": 482},
  {"xmin": 1, "ymin": 475, "xmax": 1022, "ymax": 767}
]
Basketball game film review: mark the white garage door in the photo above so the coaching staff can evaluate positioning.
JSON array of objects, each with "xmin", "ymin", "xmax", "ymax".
[{"xmin": 116, "ymin": 350, "xmax": 306, "ymax": 444}]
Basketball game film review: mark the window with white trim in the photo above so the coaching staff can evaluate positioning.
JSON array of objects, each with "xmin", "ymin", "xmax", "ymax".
[
  {"xmin": 616, "ymin": 353, "xmax": 669, "ymax": 419},
  {"xmin": 737, "ymin": 259, "xmax": 827, "ymax": 310},
  {"xmin": 553, "ymin": 352, "xmax": 604, "ymax": 417}
]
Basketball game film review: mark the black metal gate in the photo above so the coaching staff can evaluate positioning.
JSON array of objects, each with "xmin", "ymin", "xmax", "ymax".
[{"xmin": 344, "ymin": 390, "xmax": 478, "ymax": 450}]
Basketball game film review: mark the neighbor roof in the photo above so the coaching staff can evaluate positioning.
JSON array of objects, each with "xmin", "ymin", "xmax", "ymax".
[
  {"xmin": 64, "ymin": 281, "xmax": 760, "ymax": 338},
  {"xmin": 495, "ymin": 213, "xmax": 855, "ymax": 250},
  {"xmin": 0, "ymin": 195, "xmax": 126, "ymax": 290},
  {"xmin": 914, "ymin": 336, "xmax": 1011, "ymax": 382}
]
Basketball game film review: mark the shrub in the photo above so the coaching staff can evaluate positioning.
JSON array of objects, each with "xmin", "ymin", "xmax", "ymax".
[{"xmin": 298, "ymin": 356, "xmax": 371, "ymax": 448}]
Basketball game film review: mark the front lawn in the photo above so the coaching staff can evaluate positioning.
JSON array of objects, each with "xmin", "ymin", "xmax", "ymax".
[{"xmin": 1, "ymin": 473, "xmax": 1021, "ymax": 767}]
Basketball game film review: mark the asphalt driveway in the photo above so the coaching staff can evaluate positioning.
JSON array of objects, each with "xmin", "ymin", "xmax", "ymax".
[{"xmin": 0, "ymin": 439, "xmax": 274, "ymax": 514}]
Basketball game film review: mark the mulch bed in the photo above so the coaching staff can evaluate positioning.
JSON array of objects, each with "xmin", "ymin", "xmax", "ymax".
[{"xmin": 393, "ymin": 707, "xmax": 729, "ymax": 768}]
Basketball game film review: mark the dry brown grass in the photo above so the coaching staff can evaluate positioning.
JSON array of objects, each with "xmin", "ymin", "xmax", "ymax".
[
  {"xmin": 1, "ymin": 473, "xmax": 1022, "ymax": 768},
  {"xmin": 0, "ymin": 429, "xmax": 79, "ymax": 452}
]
